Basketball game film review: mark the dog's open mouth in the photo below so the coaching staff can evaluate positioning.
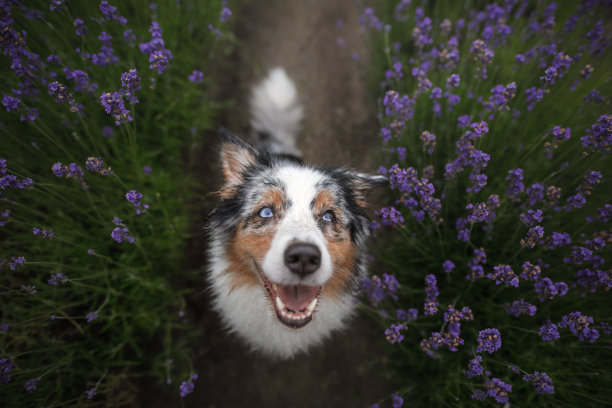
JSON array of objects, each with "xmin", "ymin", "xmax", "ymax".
[{"xmin": 254, "ymin": 262, "xmax": 321, "ymax": 328}]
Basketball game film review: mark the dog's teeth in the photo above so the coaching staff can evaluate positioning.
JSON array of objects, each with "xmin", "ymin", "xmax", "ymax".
[
  {"xmin": 272, "ymin": 283, "xmax": 278, "ymax": 292},
  {"xmin": 275, "ymin": 296, "xmax": 285, "ymax": 311},
  {"xmin": 281, "ymin": 310, "xmax": 288, "ymax": 318},
  {"xmin": 307, "ymin": 298, "xmax": 318, "ymax": 312}
]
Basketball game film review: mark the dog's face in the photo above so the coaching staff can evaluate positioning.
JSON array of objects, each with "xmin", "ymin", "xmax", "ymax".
[{"xmin": 208, "ymin": 130, "xmax": 386, "ymax": 332}]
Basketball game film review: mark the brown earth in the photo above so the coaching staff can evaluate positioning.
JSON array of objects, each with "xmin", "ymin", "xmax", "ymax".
[{"xmin": 167, "ymin": 1, "xmax": 391, "ymax": 407}]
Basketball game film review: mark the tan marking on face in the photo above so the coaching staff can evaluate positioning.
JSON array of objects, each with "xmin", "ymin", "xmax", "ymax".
[
  {"xmin": 260, "ymin": 188, "xmax": 285, "ymax": 213},
  {"xmin": 322, "ymin": 231, "xmax": 357, "ymax": 300},
  {"xmin": 313, "ymin": 190, "xmax": 357, "ymax": 300},
  {"xmin": 312, "ymin": 190, "xmax": 336, "ymax": 215},
  {"xmin": 224, "ymin": 188, "xmax": 284, "ymax": 292}
]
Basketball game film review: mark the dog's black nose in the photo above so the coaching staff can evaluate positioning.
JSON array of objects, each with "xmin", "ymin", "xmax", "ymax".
[{"xmin": 284, "ymin": 243, "xmax": 321, "ymax": 278}]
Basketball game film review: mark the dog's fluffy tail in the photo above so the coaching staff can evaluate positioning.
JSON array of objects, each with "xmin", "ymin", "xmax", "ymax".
[{"xmin": 250, "ymin": 68, "xmax": 303, "ymax": 157}]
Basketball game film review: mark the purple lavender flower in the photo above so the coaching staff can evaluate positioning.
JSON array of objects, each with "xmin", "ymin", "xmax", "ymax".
[
  {"xmin": 544, "ymin": 126, "xmax": 571, "ymax": 158},
  {"xmin": 1, "ymin": 357, "xmax": 14, "ymax": 383},
  {"xmin": 52, "ymin": 162, "xmax": 85, "ymax": 182},
  {"xmin": 423, "ymin": 277, "xmax": 439, "ymax": 316},
  {"xmin": 2, "ymin": 94, "xmax": 21, "ymax": 112},
  {"xmin": 457, "ymin": 115, "xmax": 471, "ymax": 128},
  {"xmin": 99, "ymin": 1, "xmax": 127, "ymax": 25},
  {"xmin": 100, "ymin": 91, "xmax": 132, "ymax": 125},
  {"xmin": 86, "ymin": 157, "xmax": 113, "ymax": 176},
  {"xmin": 102, "ymin": 126, "xmax": 114, "ymax": 138},
  {"xmin": 377, "ymin": 206, "xmax": 404, "ymax": 226},
  {"xmin": 361, "ymin": 274, "xmax": 399, "ymax": 305},
  {"xmin": 86, "ymin": 311, "xmax": 98, "ymax": 322},
  {"xmin": 220, "ymin": 7, "xmax": 232, "ymax": 23},
  {"xmin": 488, "ymin": 264, "xmax": 519, "ymax": 287},
  {"xmin": 442, "ymin": 260, "xmax": 455, "ymax": 274},
  {"xmin": 547, "ymin": 232, "xmax": 571, "ymax": 249},
  {"xmin": 574, "ymin": 268, "xmax": 611, "ymax": 293},
  {"xmin": 48, "ymin": 273, "xmax": 68, "ymax": 286},
  {"xmin": 64, "ymin": 68, "xmax": 98, "ymax": 93},
  {"xmin": 419, "ymin": 131, "xmax": 436, "ymax": 154},
  {"xmin": 33, "ymin": 227, "xmax": 55, "ymax": 239},
  {"xmin": 466, "ymin": 202, "xmax": 488, "ymax": 223},
  {"xmin": 48, "ymin": 81, "xmax": 81, "ymax": 112},
  {"xmin": 469, "ymin": 39, "xmax": 494, "ymax": 79},
  {"xmin": 485, "ymin": 378, "xmax": 511, "ymax": 403},
  {"xmin": 584, "ymin": 89, "xmax": 604, "ymax": 104},
  {"xmin": 520, "ymin": 226, "xmax": 544, "ymax": 249},
  {"xmin": 74, "ymin": 18, "xmax": 88, "ymax": 36},
  {"xmin": 526, "ymin": 183, "xmax": 545, "ymax": 206},
  {"xmin": 188, "ymin": 70, "xmax": 204, "ymax": 83},
  {"xmin": 179, "ymin": 374, "xmax": 198, "ymax": 397},
  {"xmin": 467, "ymin": 247, "xmax": 487, "ymax": 280},
  {"xmin": 143, "ymin": 165, "xmax": 152, "ymax": 175},
  {"xmin": 523, "ymin": 371, "xmax": 555, "ymax": 394},
  {"xmin": 505, "ymin": 168, "xmax": 524, "ymax": 199},
  {"xmin": 534, "ymin": 277, "xmax": 568, "ymax": 301},
  {"xmin": 86, "ymin": 388, "xmax": 97, "ymax": 399},
  {"xmin": 396, "ymin": 308, "xmax": 418, "ymax": 322},
  {"xmin": 391, "ymin": 393, "xmax": 404, "ymax": 408},
  {"xmin": 91, "ymin": 32, "xmax": 119, "ymax": 67},
  {"xmin": 581, "ymin": 114, "xmax": 611, "ymax": 155},
  {"xmin": 123, "ymin": 28, "xmax": 136, "ymax": 45},
  {"xmin": 149, "ymin": 50, "xmax": 169, "ymax": 74},
  {"xmin": 411, "ymin": 68, "xmax": 432, "ymax": 95},
  {"xmin": 506, "ymin": 299, "xmax": 536, "ymax": 317},
  {"xmin": 0, "ymin": 209, "xmax": 10, "ymax": 227},
  {"xmin": 139, "ymin": 22, "xmax": 173, "ymax": 74},
  {"xmin": 446, "ymin": 73, "xmax": 460, "ymax": 89},
  {"xmin": 483, "ymin": 82, "xmax": 516, "ymax": 112},
  {"xmin": 24, "ymin": 378, "xmax": 38, "ymax": 393},
  {"xmin": 519, "ymin": 209, "xmax": 543, "ymax": 226},
  {"xmin": 465, "ymin": 355, "xmax": 483, "ymax": 378},
  {"xmin": 476, "ymin": 328, "xmax": 502, "ymax": 354},
  {"xmin": 525, "ymin": 86, "xmax": 546, "ymax": 110},
  {"xmin": 541, "ymin": 52, "xmax": 572, "ymax": 86},
  {"xmin": 471, "ymin": 390, "xmax": 486, "ymax": 401},
  {"xmin": 9, "ymin": 256, "xmax": 26, "ymax": 270},
  {"xmin": 120, "ymin": 69, "xmax": 141, "ymax": 104},
  {"xmin": 50, "ymin": 0, "xmax": 64, "ymax": 11},
  {"xmin": 112, "ymin": 226, "xmax": 134, "ymax": 243},
  {"xmin": 444, "ymin": 306, "xmax": 472, "ymax": 327},
  {"xmin": 111, "ymin": 217, "xmax": 135, "ymax": 244},
  {"xmin": 20, "ymin": 107, "xmax": 39, "ymax": 122},
  {"xmin": 385, "ymin": 323, "xmax": 405, "ymax": 344},
  {"xmin": 558, "ymin": 312, "xmax": 599, "ymax": 343}
]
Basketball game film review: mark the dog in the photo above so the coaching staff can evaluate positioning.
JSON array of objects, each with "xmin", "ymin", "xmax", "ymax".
[{"xmin": 206, "ymin": 68, "xmax": 386, "ymax": 358}]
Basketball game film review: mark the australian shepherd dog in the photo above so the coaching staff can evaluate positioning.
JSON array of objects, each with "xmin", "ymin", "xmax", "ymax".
[{"xmin": 206, "ymin": 68, "xmax": 386, "ymax": 358}]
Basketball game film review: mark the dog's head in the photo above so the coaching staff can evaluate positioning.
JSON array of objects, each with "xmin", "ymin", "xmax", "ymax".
[{"xmin": 208, "ymin": 129, "xmax": 386, "ymax": 329}]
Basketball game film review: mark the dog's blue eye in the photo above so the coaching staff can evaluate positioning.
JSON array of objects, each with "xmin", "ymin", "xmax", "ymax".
[
  {"xmin": 322, "ymin": 211, "xmax": 334, "ymax": 222},
  {"xmin": 259, "ymin": 207, "xmax": 274, "ymax": 218}
]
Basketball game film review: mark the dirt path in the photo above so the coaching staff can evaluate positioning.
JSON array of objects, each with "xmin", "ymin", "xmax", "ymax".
[{"xmin": 180, "ymin": 1, "xmax": 389, "ymax": 407}]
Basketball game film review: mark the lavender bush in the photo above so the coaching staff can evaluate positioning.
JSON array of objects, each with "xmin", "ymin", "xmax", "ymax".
[
  {"xmin": 360, "ymin": 1, "xmax": 611, "ymax": 406},
  {"xmin": 0, "ymin": 0, "xmax": 231, "ymax": 405}
]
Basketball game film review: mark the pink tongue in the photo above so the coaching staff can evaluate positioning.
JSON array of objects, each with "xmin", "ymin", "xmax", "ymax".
[{"xmin": 277, "ymin": 285, "xmax": 319, "ymax": 311}]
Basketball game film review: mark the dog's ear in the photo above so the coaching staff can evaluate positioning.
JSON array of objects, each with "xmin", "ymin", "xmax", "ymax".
[
  {"xmin": 348, "ymin": 172, "xmax": 388, "ymax": 208},
  {"xmin": 218, "ymin": 128, "xmax": 258, "ymax": 197}
]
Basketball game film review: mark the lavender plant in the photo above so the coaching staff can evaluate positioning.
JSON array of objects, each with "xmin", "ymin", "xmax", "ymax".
[
  {"xmin": 360, "ymin": 1, "xmax": 611, "ymax": 406},
  {"xmin": 0, "ymin": 0, "xmax": 232, "ymax": 405}
]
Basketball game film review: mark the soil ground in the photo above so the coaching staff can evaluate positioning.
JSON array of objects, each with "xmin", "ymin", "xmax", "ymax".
[{"xmin": 164, "ymin": 1, "xmax": 391, "ymax": 407}]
